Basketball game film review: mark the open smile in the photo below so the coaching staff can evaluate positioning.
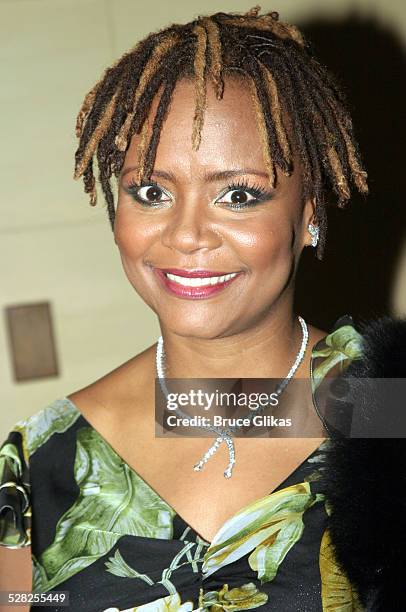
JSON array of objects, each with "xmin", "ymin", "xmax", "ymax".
[{"xmin": 153, "ymin": 267, "xmax": 243, "ymax": 299}]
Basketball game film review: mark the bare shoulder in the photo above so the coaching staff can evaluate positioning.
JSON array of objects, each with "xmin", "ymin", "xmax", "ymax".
[{"xmin": 66, "ymin": 342, "xmax": 157, "ymax": 430}]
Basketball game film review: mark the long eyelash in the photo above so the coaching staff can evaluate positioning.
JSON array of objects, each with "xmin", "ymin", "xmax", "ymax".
[
  {"xmin": 123, "ymin": 177, "xmax": 273, "ymax": 208},
  {"xmin": 126, "ymin": 177, "xmax": 160, "ymax": 192},
  {"xmin": 124, "ymin": 177, "xmax": 164, "ymax": 205},
  {"xmin": 225, "ymin": 178, "xmax": 274, "ymax": 203}
]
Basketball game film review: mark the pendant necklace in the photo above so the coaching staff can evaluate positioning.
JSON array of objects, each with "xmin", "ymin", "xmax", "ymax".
[{"xmin": 156, "ymin": 315, "xmax": 308, "ymax": 478}]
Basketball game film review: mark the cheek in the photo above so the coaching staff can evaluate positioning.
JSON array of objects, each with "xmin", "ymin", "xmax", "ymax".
[
  {"xmin": 114, "ymin": 218, "xmax": 157, "ymax": 297},
  {"xmin": 229, "ymin": 216, "xmax": 294, "ymax": 273},
  {"xmin": 114, "ymin": 209, "xmax": 156, "ymax": 264},
  {"xmin": 114, "ymin": 224, "xmax": 158, "ymax": 312}
]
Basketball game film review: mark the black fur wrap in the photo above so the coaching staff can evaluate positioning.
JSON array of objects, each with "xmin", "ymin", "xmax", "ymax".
[{"xmin": 318, "ymin": 316, "xmax": 406, "ymax": 611}]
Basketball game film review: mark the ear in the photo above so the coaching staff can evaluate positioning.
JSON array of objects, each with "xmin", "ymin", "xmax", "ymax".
[{"xmin": 301, "ymin": 196, "xmax": 317, "ymax": 249}]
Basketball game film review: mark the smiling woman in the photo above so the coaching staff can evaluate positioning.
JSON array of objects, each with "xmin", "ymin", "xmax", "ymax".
[
  {"xmin": 114, "ymin": 76, "xmax": 318, "ymax": 341},
  {"xmin": 1, "ymin": 6, "xmax": 402, "ymax": 612}
]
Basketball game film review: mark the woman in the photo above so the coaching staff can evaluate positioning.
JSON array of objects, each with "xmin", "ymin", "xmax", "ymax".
[{"xmin": 1, "ymin": 6, "xmax": 401, "ymax": 611}]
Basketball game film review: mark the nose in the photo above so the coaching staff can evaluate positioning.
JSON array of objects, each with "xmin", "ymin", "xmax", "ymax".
[{"xmin": 160, "ymin": 199, "xmax": 223, "ymax": 254}]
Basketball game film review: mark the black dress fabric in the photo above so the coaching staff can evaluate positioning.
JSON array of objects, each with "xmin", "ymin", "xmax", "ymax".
[{"xmin": 0, "ymin": 315, "xmax": 366, "ymax": 611}]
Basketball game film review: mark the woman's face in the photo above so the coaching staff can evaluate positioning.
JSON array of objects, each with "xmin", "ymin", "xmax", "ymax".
[{"xmin": 114, "ymin": 76, "xmax": 315, "ymax": 339}]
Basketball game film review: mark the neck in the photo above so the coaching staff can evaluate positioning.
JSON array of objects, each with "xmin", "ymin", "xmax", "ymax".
[{"xmin": 159, "ymin": 308, "xmax": 310, "ymax": 379}]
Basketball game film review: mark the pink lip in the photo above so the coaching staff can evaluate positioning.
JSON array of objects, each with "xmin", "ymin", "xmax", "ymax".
[{"xmin": 153, "ymin": 267, "xmax": 243, "ymax": 300}]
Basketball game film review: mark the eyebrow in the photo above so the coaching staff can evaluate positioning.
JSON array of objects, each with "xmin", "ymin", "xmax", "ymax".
[{"xmin": 120, "ymin": 166, "xmax": 270, "ymax": 182}]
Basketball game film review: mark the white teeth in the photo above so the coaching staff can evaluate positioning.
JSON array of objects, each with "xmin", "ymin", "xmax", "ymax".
[{"xmin": 165, "ymin": 272, "xmax": 238, "ymax": 287}]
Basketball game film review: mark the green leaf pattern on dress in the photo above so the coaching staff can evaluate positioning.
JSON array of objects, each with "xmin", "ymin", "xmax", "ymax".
[
  {"xmin": 198, "ymin": 582, "xmax": 269, "ymax": 610},
  {"xmin": 103, "ymin": 592, "xmax": 195, "ymax": 611},
  {"xmin": 311, "ymin": 321, "xmax": 364, "ymax": 393},
  {"xmin": 13, "ymin": 399, "xmax": 82, "ymax": 461},
  {"xmin": 1, "ymin": 317, "xmax": 368, "ymax": 610},
  {"xmin": 201, "ymin": 482, "xmax": 324, "ymax": 583},
  {"xmin": 102, "ymin": 582, "xmax": 269, "ymax": 611},
  {"xmin": 0, "ymin": 442, "xmax": 31, "ymax": 547},
  {"xmin": 34, "ymin": 426, "xmax": 176, "ymax": 592}
]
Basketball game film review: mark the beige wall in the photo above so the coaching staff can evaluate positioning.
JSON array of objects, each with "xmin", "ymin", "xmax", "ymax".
[{"xmin": 1, "ymin": 0, "xmax": 406, "ymax": 439}]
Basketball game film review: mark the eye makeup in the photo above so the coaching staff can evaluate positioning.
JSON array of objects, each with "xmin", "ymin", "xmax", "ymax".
[
  {"xmin": 123, "ymin": 178, "xmax": 170, "ymax": 207},
  {"xmin": 122, "ymin": 176, "xmax": 275, "ymax": 210},
  {"xmin": 215, "ymin": 177, "xmax": 275, "ymax": 210}
]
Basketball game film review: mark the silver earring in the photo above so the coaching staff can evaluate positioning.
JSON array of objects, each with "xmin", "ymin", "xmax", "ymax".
[{"xmin": 307, "ymin": 223, "xmax": 319, "ymax": 247}]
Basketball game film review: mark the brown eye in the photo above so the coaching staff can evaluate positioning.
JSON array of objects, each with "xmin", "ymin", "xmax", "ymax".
[
  {"xmin": 144, "ymin": 186, "xmax": 163, "ymax": 201},
  {"xmin": 217, "ymin": 189, "xmax": 257, "ymax": 206},
  {"xmin": 230, "ymin": 190, "xmax": 250, "ymax": 204},
  {"xmin": 215, "ymin": 180, "xmax": 274, "ymax": 210},
  {"xmin": 125, "ymin": 181, "xmax": 171, "ymax": 206},
  {"xmin": 137, "ymin": 185, "xmax": 169, "ymax": 203}
]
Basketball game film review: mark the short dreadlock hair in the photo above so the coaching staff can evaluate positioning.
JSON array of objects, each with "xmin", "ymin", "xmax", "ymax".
[{"xmin": 74, "ymin": 5, "xmax": 368, "ymax": 260}]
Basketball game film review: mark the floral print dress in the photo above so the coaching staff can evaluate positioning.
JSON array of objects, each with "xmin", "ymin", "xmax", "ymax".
[{"xmin": 0, "ymin": 315, "xmax": 365, "ymax": 611}]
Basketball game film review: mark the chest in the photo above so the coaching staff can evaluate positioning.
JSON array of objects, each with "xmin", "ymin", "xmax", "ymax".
[{"xmin": 114, "ymin": 434, "xmax": 325, "ymax": 542}]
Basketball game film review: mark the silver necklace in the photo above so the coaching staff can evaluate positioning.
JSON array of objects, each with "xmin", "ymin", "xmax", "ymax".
[{"xmin": 156, "ymin": 316, "xmax": 308, "ymax": 478}]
